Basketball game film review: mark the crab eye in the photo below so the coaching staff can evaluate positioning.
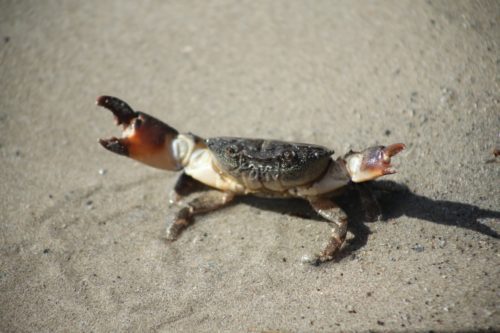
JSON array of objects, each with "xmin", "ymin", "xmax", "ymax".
[
  {"xmin": 282, "ymin": 149, "xmax": 296, "ymax": 161},
  {"xmin": 225, "ymin": 145, "xmax": 239, "ymax": 157}
]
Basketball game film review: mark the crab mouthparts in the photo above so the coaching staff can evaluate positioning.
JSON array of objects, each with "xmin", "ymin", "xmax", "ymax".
[{"xmin": 382, "ymin": 143, "xmax": 405, "ymax": 174}]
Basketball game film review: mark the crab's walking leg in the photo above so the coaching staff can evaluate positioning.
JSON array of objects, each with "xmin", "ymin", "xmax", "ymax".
[
  {"xmin": 355, "ymin": 183, "xmax": 382, "ymax": 222},
  {"xmin": 166, "ymin": 191, "xmax": 235, "ymax": 240},
  {"xmin": 169, "ymin": 172, "xmax": 209, "ymax": 206},
  {"xmin": 306, "ymin": 198, "xmax": 348, "ymax": 265}
]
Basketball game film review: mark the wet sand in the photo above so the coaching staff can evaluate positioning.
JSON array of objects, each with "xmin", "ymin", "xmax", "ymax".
[{"xmin": 1, "ymin": 1, "xmax": 499, "ymax": 332}]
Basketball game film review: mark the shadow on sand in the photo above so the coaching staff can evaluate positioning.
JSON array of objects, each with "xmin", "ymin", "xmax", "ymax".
[{"xmin": 239, "ymin": 180, "xmax": 500, "ymax": 256}]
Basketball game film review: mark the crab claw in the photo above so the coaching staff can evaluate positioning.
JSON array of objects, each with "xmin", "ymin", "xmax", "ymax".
[
  {"xmin": 345, "ymin": 143, "xmax": 405, "ymax": 183},
  {"xmin": 381, "ymin": 143, "xmax": 406, "ymax": 174},
  {"xmin": 97, "ymin": 95, "xmax": 182, "ymax": 171}
]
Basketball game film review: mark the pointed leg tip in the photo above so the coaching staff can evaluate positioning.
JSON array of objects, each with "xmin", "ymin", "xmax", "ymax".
[
  {"xmin": 164, "ymin": 234, "xmax": 177, "ymax": 242},
  {"xmin": 301, "ymin": 254, "xmax": 324, "ymax": 266}
]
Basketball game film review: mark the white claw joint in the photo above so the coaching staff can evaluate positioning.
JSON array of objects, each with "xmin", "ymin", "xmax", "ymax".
[
  {"xmin": 96, "ymin": 95, "xmax": 201, "ymax": 171},
  {"xmin": 344, "ymin": 143, "xmax": 406, "ymax": 183}
]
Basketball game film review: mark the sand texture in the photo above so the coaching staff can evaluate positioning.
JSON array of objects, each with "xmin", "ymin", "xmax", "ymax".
[{"xmin": 1, "ymin": 1, "xmax": 499, "ymax": 332}]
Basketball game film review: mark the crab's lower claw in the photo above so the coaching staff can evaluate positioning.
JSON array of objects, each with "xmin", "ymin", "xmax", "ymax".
[
  {"xmin": 97, "ymin": 95, "xmax": 182, "ymax": 171},
  {"xmin": 99, "ymin": 137, "xmax": 129, "ymax": 156}
]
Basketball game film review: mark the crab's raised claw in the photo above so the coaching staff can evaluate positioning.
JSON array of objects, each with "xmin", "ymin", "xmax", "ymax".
[
  {"xmin": 97, "ymin": 95, "xmax": 183, "ymax": 171},
  {"xmin": 345, "ymin": 143, "xmax": 405, "ymax": 183}
]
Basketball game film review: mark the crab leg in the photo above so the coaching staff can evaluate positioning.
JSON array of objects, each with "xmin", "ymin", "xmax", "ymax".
[
  {"xmin": 169, "ymin": 172, "xmax": 209, "ymax": 206},
  {"xmin": 97, "ymin": 95, "xmax": 182, "ymax": 171},
  {"xmin": 306, "ymin": 198, "xmax": 348, "ymax": 265},
  {"xmin": 166, "ymin": 190, "xmax": 235, "ymax": 240}
]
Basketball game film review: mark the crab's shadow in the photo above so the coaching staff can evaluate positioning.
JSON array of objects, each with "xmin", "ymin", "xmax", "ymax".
[{"xmin": 238, "ymin": 180, "xmax": 500, "ymax": 256}]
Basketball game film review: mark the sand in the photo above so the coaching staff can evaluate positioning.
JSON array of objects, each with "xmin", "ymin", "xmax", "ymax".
[{"xmin": 1, "ymin": 1, "xmax": 499, "ymax": 332}]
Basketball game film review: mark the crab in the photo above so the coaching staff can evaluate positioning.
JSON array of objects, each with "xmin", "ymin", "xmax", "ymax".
[{"xmin": 96, "ymin": 96, "xmax": 405, "ymax": 264}]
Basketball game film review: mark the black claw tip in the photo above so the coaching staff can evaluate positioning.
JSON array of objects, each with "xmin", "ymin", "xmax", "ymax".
[
  {"xmin": 96, "ymin": 95, "xmax": 137, "ymax": 126},
  {"xmin": 99, "ymin": 138, "xmax": 129, "ymax": 156}
]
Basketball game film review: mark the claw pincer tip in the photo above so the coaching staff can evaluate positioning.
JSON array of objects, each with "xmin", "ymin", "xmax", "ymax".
[{"xmin": 96, "ymin": 95, "xmax": 137, "ymax": 125}]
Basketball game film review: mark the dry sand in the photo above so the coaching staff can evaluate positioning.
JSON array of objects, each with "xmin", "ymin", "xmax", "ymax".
[{"xmin": 1, "ymin": 1, "xmax": 499, "ymax": 332}]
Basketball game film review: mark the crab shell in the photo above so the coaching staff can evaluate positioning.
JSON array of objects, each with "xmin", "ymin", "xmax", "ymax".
[{"xmin": 206, "ymin": 137, "xmax": 334, "ymax": 192}]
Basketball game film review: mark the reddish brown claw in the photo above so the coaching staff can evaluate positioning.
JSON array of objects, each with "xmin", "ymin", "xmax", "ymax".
[
  {"xmin": 96, "ymin": 95, "xmax": 182, "ymax": 170},
  {"xmin": 345, "ymin": 143, "xmax": 405, "ymax": 182}
]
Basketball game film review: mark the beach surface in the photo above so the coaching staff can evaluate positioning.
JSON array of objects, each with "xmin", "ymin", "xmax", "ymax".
[{"xmin": 1, "ymin": 1, "xmax": 499, "ymax": 332}]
